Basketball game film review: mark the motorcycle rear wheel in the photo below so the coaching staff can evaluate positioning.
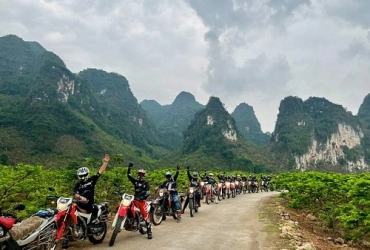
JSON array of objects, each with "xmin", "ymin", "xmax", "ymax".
[
  {"xmin": 151, "ymin": 206, "xmax": 164, "ymax": 226},
  {"xmin": 109, "ymin": 216, "xmax": 124, "ymax": 246}
]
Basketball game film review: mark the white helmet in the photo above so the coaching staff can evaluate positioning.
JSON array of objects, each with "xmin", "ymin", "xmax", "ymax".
[
  {"xmin": 77, "ymin": 167, "xmax": 90, "ymax": 181},
  {"xmin": 138, "ymin": 169, "xmax": 146, "ymax": 180}
]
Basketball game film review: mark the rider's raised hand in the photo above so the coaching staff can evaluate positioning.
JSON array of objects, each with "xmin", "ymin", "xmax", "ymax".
[
  {"xmin": 186, "ymin": 166, "xmax": 189, "ymax": 170},
  {"xmin": 176, "ymin": 165, "xmax": 180, "ymax": 170},
  {"xmin": 103, "ymin": 154, "xmax": 110, "ymax": 163},
  {"xmin": 128, "ymin": 163, "xmax": 133, "ymax": 169}
]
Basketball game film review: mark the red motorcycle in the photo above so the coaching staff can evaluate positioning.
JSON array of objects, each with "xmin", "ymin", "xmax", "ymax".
[
  {"xmin": 54, "ymin": 194, "xmax": 108, "ymax": 249},
  {"xmin": 109, "ymin": 193, "xmax": 148, "ymax": 246},
  {"xmin": 0, "ymin": 204, "xmax": 25, "ymax": 247},
  {"xmin": 204, "ymin": 183, "xmax": 217, "ymax": 204},
  {"xmin": 230, "ymin": 181, "xmax": 236, "ymax": 198}
]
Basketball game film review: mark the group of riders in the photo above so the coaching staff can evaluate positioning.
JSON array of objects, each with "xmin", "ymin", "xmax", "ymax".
[{"xmin": 73, "ymin": 154, "xmax": 272, "ymax": 243}]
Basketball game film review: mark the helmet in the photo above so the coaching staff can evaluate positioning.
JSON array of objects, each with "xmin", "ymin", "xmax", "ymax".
[
  {"xmin": 137, "ymin": 169, "xmax": 146, "ymax": 181},
  {"xmin": 77, "ymin": 167, "xmax": 90, "ymax": 181},
  {"xmin": 193, "ymin": 171, "xmax": 198, "ymax": 178},
  {"xmin": 209, "ymin": 173, "xmax": 214, "ymax": 178},
  {"xmin": 165, "ymin": 171, "xmax": 172, "ymax": 180},
  {"xmin": 237, "ymin": 174, "xmax": 241, "ymax": 178}
]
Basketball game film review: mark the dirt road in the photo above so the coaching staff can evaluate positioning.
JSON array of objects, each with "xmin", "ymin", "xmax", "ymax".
[{"xmin": 75, "ymin": 191, "xmax": 279, "ymax": 250}]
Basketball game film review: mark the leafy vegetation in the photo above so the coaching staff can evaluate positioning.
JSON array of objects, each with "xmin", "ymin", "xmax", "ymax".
[{"xmin": 275, "ymin": 171, "xmax": 370, "ymax": 241}]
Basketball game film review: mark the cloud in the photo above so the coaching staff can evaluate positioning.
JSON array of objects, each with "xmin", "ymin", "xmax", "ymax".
[{"xmin": 1, "ymin": 0, "xmax": 370, "ymax": 133}]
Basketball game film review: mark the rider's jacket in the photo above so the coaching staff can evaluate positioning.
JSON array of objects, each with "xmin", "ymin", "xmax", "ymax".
[
  {"xmin": 74, "ymin": 172, "xmax": 100, "ymax": 206},
  {"xmin": 187, "ymin": 170, "xmax": 200, "ymax": 188},
  {"xmin": 127, "ymin": 168, "xmax": 150, "ymax": 201},
  {"xmin": 217, "ymin": 175, "xmax": 226, "ymax": 183},
  {"xmin": 207, "ymin": 178, "xmax": 216, "ymax": 185},
  {"xmin": 159, "ymin": 170, "xmax": 179, "ymax": 194}
]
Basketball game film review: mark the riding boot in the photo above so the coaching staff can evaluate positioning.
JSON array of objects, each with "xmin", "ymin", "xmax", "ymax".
[
  {"xmin": 146, "ymin": 222, "xmax": 152, "ymax": 239},
  {"xmin": 176, "ymin": 210, "xmax": 182, "ymax": 222}
]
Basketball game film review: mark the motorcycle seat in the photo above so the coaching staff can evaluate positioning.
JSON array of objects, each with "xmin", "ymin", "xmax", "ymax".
[{"xmin": 9, "ymin": 216, "xmax": 44, "ymax": 241}]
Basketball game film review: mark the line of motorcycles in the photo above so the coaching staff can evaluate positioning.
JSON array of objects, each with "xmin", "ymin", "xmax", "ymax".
[{"xmin": 0, "ymin": 179, "xmax": 270, "ymax": 250}]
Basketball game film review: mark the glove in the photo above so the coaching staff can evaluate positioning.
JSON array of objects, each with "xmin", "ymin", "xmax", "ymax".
[
  {"xmin": 186, "ymin": 166, "xmax": 189, "ymax": 170},
  {"xmin": 176, "ymin": 165, "xmax": 180, "ymax": 170},
  {"xmin": 128, "ymin": 163, "xmax": 133, "ymax": 168}
]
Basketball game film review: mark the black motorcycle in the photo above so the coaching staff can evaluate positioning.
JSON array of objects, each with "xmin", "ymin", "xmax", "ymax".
[{"xmin": 150, "ymin": 188, "xmax": 184, "ymax": 225}]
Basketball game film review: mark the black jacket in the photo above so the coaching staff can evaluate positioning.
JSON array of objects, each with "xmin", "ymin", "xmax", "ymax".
[
  {"xmin": 127, "ymin": 168, "xmax": 150, "ymax": 200},
  {"xmin": 159, "ymin": 170, "xmax": 179, "ymax": 193}
]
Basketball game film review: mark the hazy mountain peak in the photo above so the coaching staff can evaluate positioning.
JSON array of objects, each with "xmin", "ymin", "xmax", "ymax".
[
  {"xmin": 172, "ymin": 91, "xmax": 197, "ymax": 105},
  {"xmin": 232, "ymin": 102, "xmax": 270, "ymax": 146}
]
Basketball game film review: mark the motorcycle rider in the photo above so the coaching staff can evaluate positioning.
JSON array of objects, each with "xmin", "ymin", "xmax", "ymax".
[
  {"xmin": 74, "ymin": 154, "xmax": 110, "ymax": 214},
  {"xmin": 127, "ymin": 163, "xmax": 152, "ymax": 239},
  {"xmin": 68, "ymin": 154, "xmax": 109, "ymax": 248},
  {"xmin": 182, "ymin": 166, "xmax": 201, "ymax": 214},
  {"xmin": 207, "ymin": 173, "xmax": 218, "ymax": 204},
  {"xmin": 241, "ymin": 175, "xmax": 247, "ymax": 182},
  {"xmin": 157, "ymin": 165, "xmax": 182, "ymax": 220},
  {"xmin": 217, "ymin": 172, "xmax": 226, "ymax": 183}
]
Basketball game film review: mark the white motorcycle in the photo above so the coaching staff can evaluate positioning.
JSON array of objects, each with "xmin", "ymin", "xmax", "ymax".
[{"xmin": 1, "ymin": 202, "xmax": 57, "ymax": 250}]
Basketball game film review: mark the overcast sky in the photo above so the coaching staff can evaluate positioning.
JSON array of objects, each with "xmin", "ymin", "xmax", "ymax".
[{"xmin": 1, "ymin": 0, "xmax": 370, "ymax": 132}]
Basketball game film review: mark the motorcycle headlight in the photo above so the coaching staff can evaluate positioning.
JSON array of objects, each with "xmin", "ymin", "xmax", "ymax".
[
  {"xmin": 189, "ymin": 187, "xmax": 194, "ymax": 193},
  {"xmin": 159, "ymin": 190, "xmax": 164, "ymax": 197},
  {"xmin": 0, "ymin": 226, "xmax": 4, "ymax": 237},
  {"xmin": 200, "ymin": 181, "xmax": 204, "ymax": 187},
  {"xmin": 235, "ymin": 181, "xmax": 239, "ymax": 185}
]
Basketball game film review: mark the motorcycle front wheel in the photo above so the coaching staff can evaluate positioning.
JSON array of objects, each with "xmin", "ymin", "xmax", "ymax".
[
  {"xmin": 109, "ymin": 216, "xmax": 124, "ymax": 246},
  {"xmin": 138, "ymin": 216, "xmax": 147, "ymax": 235},
  {"xmin": 189, "ymin": 199, "xmax": 194, "ymax": 217},
  {"xmin": 150, "ymin": 206, "xmax": 164, "ymax": 226},
  {"xmin": 88, "ymin": 221, "xmax": 107, "ymax": 244}
]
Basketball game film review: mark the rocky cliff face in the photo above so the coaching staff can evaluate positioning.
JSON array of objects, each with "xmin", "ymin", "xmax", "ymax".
[{"xmin": 295, "ymin": 123, "xmax": 368, "ymax": 171}]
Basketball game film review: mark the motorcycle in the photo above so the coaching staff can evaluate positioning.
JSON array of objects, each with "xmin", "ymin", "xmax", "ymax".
[
  {"xmin": 248, "ymin": 180, "xmax": 259, "ymax": 193},
  {"xmin": 230, "ymin": 181, "xmax": 236, "ymax": 198},
  {"xmin": 242, "ymin": 181, "xmax": 247, "ymax": 194},
  {"xmin": 0, "ymin": 204, "xmax": 25, "ymax": 248},
  {"xmin": 0, "ymin": 201, "xmax": 57, "ymax": 250},
  {"xmin": 216, "ymin": 183, "xmax": 223, "ymax": 201},
  {"xmin": 261, "ymin": 179, "xmax": 270, "ymax": 192},
  {"xmin": 224, "ymin": 181, "xmax": 231, "ymax": 199},
  {"xmin": 185, "ymin": 187, "xmax": 200, "ymax": 217},
  {"xmin": 235, "ymin": 180, "xmax": 241, "ymax": 195},
  {"xmin": 54, "ymin": 192, "xmax": 108, "ymax": 249},
  {"xmin": 204, "ymin": 183, "xmax": 217, "ymax": 204},
  {"xmin": 109, "ymin": 192, "xmax": 149, "ymax": 246},
  {"xmin": 150, "ymin": 188, "xmax": 183, "ymax": 225}
]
